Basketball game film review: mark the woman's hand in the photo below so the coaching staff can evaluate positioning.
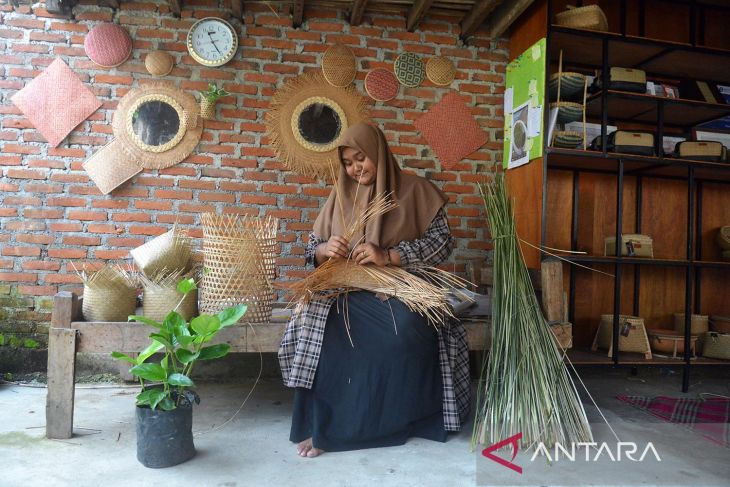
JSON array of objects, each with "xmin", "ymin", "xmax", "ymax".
[
  {"xmin": 320, "ymin": 235, "xmax": 350, "ymax": 260},
  {"xmin": 352, "ymin": 242, "xmax": 389, "ymax": 266}
]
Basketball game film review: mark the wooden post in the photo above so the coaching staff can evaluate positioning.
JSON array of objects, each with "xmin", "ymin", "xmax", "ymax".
[
  {"xmin": 46, "ymin": 292, "xmax": 78, "ymax": 439},
  {"xmin": 541, "ymin": 259, "xmax": 563, "ymax": 323}
]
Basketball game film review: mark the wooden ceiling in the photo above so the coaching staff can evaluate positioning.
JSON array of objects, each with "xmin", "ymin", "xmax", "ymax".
[{"xmin": 39, "ymin": 0, "xmax": 533, "ymax": 41}]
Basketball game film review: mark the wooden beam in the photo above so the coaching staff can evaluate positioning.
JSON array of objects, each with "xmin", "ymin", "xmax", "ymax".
[
  {"xmin": 292, "ymin": 0, "xmax": 305, "ymax": 28},
  {"xmin": 231, "ymin": 0, "xmax": 243, "ymax": 20},
  {"xmin": 406, "ymin": 0, "xmax": 435, "ymax": 32},
  {"xmin": 486, "ymin": 0, "xmax": 535, "ymax": 39},
  {"xmin": 459, "ymin": 0, "xmax": 503, "ymax": 41},
  {"xmin": 350, "ymin": 0, "xmax": 368, "ymax": 26},
  {"xmin": 46, "ymin": 292, "xmax": 78, "ymax": 440},
  {"xmin": 168, "ymin": 0, "xmax": 182, "ymax": 17}
]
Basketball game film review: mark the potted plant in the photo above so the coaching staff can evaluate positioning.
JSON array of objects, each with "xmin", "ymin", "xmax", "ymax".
[
  {"xmin": 199, "ymin": 83, "xmax": 229, "ymax": 120},
  {"xmin": 112, "ymin": 278, "xmax": 246, "ymax": 468}
]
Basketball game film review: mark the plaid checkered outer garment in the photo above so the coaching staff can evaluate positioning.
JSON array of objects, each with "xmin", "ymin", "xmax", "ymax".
[{"xmin": 278, "ymin": 208, "xmax": 471, "ymax": 431}]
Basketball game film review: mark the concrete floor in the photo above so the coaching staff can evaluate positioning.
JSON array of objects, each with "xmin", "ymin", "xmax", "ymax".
[{"xmin": 0, "ymin": 367, "xmax": 728, "ymax": 487}]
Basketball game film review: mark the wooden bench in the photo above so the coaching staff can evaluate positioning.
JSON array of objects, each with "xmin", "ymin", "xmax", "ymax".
[{"xmin": 45, "ymin": 291, "xmax": 489, "ymax": 439}]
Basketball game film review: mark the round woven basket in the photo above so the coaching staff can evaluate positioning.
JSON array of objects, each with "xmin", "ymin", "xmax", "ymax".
[
  {"xmin": 200, "ymin": 97, "xmax": 216, "ymax": 120},
  {"xmin": 673, "ymin": 313, "xmax": 708, "ymax": 335},
  {"xmin": 364, "ymin": 68, "xmax": 399, "ymax": 102},
  {"xmin": 394, "ymin": 52, "xmax": 425, "ymax": 88},
  {"xmin": 425, "ymin": 56, "xmax": 455, "ymax": 86},
  {"xmin": 199, "ymin": 214, "xmax": 279, "ymax": 324},
  {"xmin": 716, "ymin": 226, "xmax": 730, "ymax": 250},
  {"xmin": 552, "ymin": 130, "xmax": 583, "ymax": 149},
  {"xmin": 145, "ymin": 50, "xmax": 174, "ymax": 77},
  {"xmin": 549, "ymin": 72, "xmax": 586, "ymax": 101},
  {"xmin": 321, "ymin": 44, "xmax": 356, "ymax": 88},
  {"xmin": 142, "ymin": 285, "xmax": 198, "ymax": 322},
  {"xmin": 550, "ymin": 101, "xmax": 583, "ymax": 124}
]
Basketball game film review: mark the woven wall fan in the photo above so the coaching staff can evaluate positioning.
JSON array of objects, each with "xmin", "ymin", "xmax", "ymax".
[{"xmin": 265, "ymin": 72, "xmax": 370, "ymax": 180}]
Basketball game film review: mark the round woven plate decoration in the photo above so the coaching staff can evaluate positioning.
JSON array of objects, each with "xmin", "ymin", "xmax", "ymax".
[
  {"xmin": 364, "ymin": 68, "xmax": 399, "ymax": 102},
  {"xmin": 394, "ymin": 52, "xmax": 425, "ymax": 88},
  {"xmin": 84, "ymin": 23, "xmax": 132, "ymax": 68},
  {"xmin": 321, "ymin": 44, "xmax": 357, "ymax": 88},
  {"xmin": 426, "ymin": 56, "xmax": 455, "ymax": 86},
  {"xmin": 145, "ymin": 50, "xmax": 174, "ymax": 77}
]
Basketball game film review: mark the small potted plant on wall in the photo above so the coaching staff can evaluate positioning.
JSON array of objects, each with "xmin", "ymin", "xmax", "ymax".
[
  {"xmin": 199, "ymin": 83, "xmax": 229, "ymax": 120},
  {"xmin": 112, "ymin": 278, "xmax": 246, "ymax": 468}
]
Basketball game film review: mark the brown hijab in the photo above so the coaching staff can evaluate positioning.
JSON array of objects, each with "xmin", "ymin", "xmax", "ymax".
[{"xmin": 313, "ymin": 123, "xmax": 449, "ymax": 248}]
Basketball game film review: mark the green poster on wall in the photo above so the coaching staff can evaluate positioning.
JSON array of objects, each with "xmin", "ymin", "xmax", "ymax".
[{"xmin": 503, "ymin": 38, "xmax": 546, "ymax": 169}]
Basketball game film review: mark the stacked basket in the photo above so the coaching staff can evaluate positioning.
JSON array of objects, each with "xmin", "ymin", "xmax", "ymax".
[{"xmin": 550, "ymin": 51, "xmax": 588, "ymax": 150}]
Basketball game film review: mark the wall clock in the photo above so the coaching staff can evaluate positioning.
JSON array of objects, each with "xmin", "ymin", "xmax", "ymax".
[{"xmin": 187, "ymin": 17, "xmax": 238, "ymax": 67}]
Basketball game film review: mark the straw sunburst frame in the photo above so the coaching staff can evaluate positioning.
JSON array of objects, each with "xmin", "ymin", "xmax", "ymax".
[{"xmin": 265, "ymin": 72, "xmax": 370, "ymax": 180}]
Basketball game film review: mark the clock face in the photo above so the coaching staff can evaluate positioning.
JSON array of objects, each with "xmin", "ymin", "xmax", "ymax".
[{"xmin": 187, "ymin": 18, "xmax": 238, "ymax": 67}]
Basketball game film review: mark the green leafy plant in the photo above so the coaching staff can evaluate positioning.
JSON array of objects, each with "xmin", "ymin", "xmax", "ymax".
[
  {"xmin": 112, "ymin": 278, "xmax": 247, "ymax": 411},
  {"xmin": 200, "ymin": 83, "xmax": 230, "ymax": 103}
]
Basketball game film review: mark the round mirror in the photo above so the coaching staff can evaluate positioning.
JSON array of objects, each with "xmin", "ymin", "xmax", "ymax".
[
  {"xmin": 297, "ymin": 103, "xmax": 342, "ymax": 145},
  {"xmin": 125, "ymin": 94, "xmax": 187, "ymax": 153},
  {"xmin": 291, "ymin": 97, "xmax": 347, "ymax": 153},
  {"xmin": 132, "ymin": 101, "xmax": 180, "ymax": 147}
]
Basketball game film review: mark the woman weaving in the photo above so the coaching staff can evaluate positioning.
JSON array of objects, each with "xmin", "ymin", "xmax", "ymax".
[{"xmin": 278, "ymin": 123, "xmax": 470, "ymax": 457}]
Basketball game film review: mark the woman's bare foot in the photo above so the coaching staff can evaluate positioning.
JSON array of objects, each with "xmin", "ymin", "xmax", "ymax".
[{"xmin": 296, "ymin": 438, "xmax": 324, "ymax": 458}]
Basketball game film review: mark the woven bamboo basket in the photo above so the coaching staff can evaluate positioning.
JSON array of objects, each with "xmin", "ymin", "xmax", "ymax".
[
  {"xmin": 717, "ymin": 226, "xmax": 730, "ymax": 250},
  {"xmin": 200, "ymin": 98, "xmax": 216, "ymax": 120},
  {"xmin": 81, "ymin": 265, "xmax": 137, "ymax": 322},
  {"xmin": 673, "ymin": 313, "xmax": 709, "ymax": 335},
  {"xmin": 552, "ymin": 130, "xmax": 583, "ymax": 149},
  {"xmin": 550, "ymin": 322, "xmax": 573, "ymax": 350},
  {"xmin": 710, "ymin": 315, "xmax": 730, "ymax": 334},
  {"xmin": 555, "ymin": 5, "xmax": 609, "ymax": 31},
  {"xmin": 701, "ymin": 332, "xmax": 730, "ymax": 360},
  {"xmin": 199, "ymin": 214, "xmax": 278, "ymax": 324},
  {"xmin": 592, "ymin": 314, "xmax": 652, "ymax": 359},
  {"xmin": 141, "ymin": 270, "xmax": 198, "ymax": 322},
  {"xmin": 550, "ymin": 101, "xmax": 584, "ymax": 124},
  {"xmin": 130, "ymin": 225, "xmax": 191, "ymax": 277},
  {"xmin": 647, "ymin": 329, "xmax": 697, "ymax": 358}
]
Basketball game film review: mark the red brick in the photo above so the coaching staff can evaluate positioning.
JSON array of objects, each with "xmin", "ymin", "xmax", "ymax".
[
  {"xmin": 94, "ymin": 249, "xmax": 130, "ymax": 260},
  {"xmin": 47, "ymin": 248, "xmax": 87, "ymax": 259},
  {"xmin": 111, "ymin": 213, "xmax": 152, "ymax": 223},
  {"xmin": 47, "ymin": 197, "xmax": 86, "ymax": 207},
  {"xmin": 16, "ymin": 234, "xmax": 54, "ymax": 245},
  {"xmin": 0, "ymin": 208, "xmax": 18, "ymax": 217},
  {"xmin": 107, "ymin": 237, "xmax": 144, "ymax": 247},
  {"xmin": 87, "ymin": 224, "xmax": 120, "ymax": 234},
  {"xmin": 267, "ymin": 209, "xmax": 301, "ymax": 220},
  {"xmin": 22, "ymin": 261, "xmax": 61, "ymax": 271},
  {"xmin": 129, "ymin": 226, "xmax": 166, "ymax": 236},
  {"xmin": 63, "ymin": 236, "xmax": 101, "ymax": 246},
  {"xmin": 240, "ymin": 195, "xmax": 277, "ymax": 205},
  {"xmin": 18, "ymin": 285, "xmax": 58, "ymax": 296},
  {"xmin": 155, "ymin": 189, "xmax": 192, "ymax": 200},
  {"xmin": 6, "ymin": 221, "xmax": 46, "ymax": 231},
  {"xmin": 2, "ymin": 246, "xmax": 41, "ymax": 257},
  {"xmin": 68, "ymin": 210, "xmax": 107, "ymax": 221},
  {"xmin": 7, "ymin": 168, "xmax": 46, "ymax": 179},
  {"xmin": 134, "ymin": 200, "xmax": 173, "ymax": 211},
  {"xmin": 158, "ymin": 214, "xmax": 194, "ymax": 224},
  {"xmin": 0, "ymin": 272, "xmax": 37, "ymax": 282},
  {"xmin": 92, "ymin": 200, "xmax": 129, "ymax": 209},
  {"xmin": 199, "ymin": 192, "xmax": 235, "ymax": 203},
  {"xmin": 220, "ymin": 182, "xmax": 256, "ymax": 192},
  {"xmin": 263, "ymin": 184, "xmax": 297, "ymax": 194},
  {"xmin": 44, "ymin": 274, "xmax": 82, "ymax": 284}
]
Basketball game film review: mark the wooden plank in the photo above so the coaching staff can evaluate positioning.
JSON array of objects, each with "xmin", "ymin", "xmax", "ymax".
[
  {"xmin": 406, "ymin": 0, "xmax": 435, "ymax": 31},
  {"xmin": 245, "ymin": 323, "xmax": 287, "ymax": 352},
  {"xmin": 506, "ymin": 160, "xmax": 543, "ymax": 269},
  {"xmin": 485, "ymin": 0, "xmax": 535, "ymax": 38},
  {"xmin": 541, "ymin": 259, "xmax": 563, "ymax": 322},
  {"xmin": 292, "ymin": 0, "xmax": 305, "ymax": 27},
  {"xmin": 350, "ymin": 0, "xmax": 369, "ymax": 26},
  {"xmin": 46, "ymin": 328, "xmax": 77, "ymax": 439},
  {"xmin": 52, "ymin": 292, "xmax": 76, "ymax": 328},
  {"xmin": 168, "ymin": 0, "xmax": 182, "ymax": 17},
  {"xmin": 231, "ymin": 0, "xmax": 243, "ymax": 20},
  {"xmin": 459, "ymin": 0, "xmax": 502, "ymax": 40}
]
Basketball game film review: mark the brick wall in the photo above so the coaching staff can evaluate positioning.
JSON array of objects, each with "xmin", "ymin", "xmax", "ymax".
[{"xmin": 0, "ymin": 1, "xmax": 506, "ymax": 364}]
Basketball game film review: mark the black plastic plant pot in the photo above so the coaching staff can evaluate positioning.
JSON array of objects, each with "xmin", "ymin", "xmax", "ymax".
[{"xmin": 136, "ymin": 402, "xmax": 195, "ymax": 468}]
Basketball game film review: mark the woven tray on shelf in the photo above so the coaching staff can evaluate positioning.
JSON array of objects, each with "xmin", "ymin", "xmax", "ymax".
[
  {"xmin": 710, "ymin": 315, "xmax": 730, "ymax": 334},
  {"xmin": 647, "ymin": 329, "xmax": 697, "ymax": 359},
  {"xmin": 198, "ymin": 214, "xmax": 279, "ymax": 324},
  {"xmin": 555, "ymin": 5, "xmax": 609, "ymax": 31},
  {"xmin": 592, "ymin": 314, "xmax": 652, "ymax": 359}
]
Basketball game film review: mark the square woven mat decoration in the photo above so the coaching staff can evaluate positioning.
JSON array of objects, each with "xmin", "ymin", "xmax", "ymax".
[
  {"xmin": 414, "ymin": 92, "xmax": 488, "ymax": 169},
  {"xmin": 11, "ymin": 57, "xmax": 101, "ymax": 147}
]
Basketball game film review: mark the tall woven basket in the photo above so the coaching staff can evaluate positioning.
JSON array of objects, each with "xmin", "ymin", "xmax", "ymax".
[
  {"xmin": 141, "ymin": 270, "xmax": 198, "ymax": 322},
  {"xmin": 81, "ymin": 265, "xmax": 137, "ymax": 322},
  {"xmin": 199, "ymin": 214, "xmax": 278, "ymax": 324}
]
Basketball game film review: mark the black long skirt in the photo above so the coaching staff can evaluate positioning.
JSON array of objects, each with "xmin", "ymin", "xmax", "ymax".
[{"xmin": 290, "ymin": 291, "xmax": 447, "ymax": 452}]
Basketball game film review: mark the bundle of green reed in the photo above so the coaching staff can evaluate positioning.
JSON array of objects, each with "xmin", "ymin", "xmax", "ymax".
[{"xmin": 472, "ymin": 173, "xmax": 592, "ymax": 449}]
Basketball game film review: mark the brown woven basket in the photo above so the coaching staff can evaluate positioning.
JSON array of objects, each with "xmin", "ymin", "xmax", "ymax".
[
  {"xmin": 717, "ymin": 226, "xmax": 730, "ymax": 250},
  {"xmin": 673, "ymin": 313, "xmax": 708, "ymax": 335},
  {"xmin": 701, "ymin": 332, "xmax": 730, "ymax": 360},
  {"xmin": 81, "ymin": 265, "xmax": 137, "ymax": 322},
  {"xmin": 710, "ymin": 315, "xmax": 730, "ymax": 334},
  {"xmin": 199, "ymin": 214, "xmax": 278, "ymax": 324},
  {"xmin": 592, "ymin": 314, "xmax": 652, "ymax": 359},
  {"xmin": 647, "ymin": 329, "xmax": 697, "ymax": 358},
  {"xmin": 200, "ymin": 97, "xmax": 216, "ymax": 120},
  {"xmin": 555, "ymin": 5, "xmax": 609, "ymax": 31}
]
